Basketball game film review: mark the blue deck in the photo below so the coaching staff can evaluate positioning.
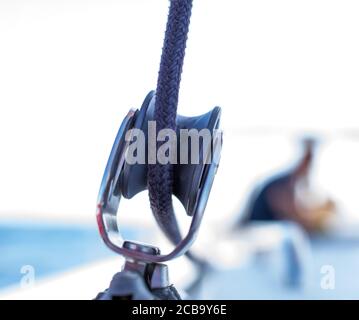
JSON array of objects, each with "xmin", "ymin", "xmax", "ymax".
[{"xmin": 202, "ymin": 236, "xmax": 359, "ymax": 299}]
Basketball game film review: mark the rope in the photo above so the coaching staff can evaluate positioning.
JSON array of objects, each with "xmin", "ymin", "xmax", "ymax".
[{"xmin": 147, "ymin": 0, "xmax": 193, "ymax": 245}]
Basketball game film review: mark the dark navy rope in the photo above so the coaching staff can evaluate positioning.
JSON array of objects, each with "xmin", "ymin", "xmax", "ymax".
[{"xmin": 147, "ymin": 0, "xmax": 193, "ymax": 245}]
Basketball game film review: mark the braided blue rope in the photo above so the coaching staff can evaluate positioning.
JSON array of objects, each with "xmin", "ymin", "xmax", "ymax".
[{"xmin": 147, "ymin": 0, "xmax": 193, "ymax": 245}]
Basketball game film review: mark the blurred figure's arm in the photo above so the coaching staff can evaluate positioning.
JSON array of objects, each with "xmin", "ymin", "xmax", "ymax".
[{"xmin": 268, "ymin": 185, "xmax": 336, "ymax": 233}]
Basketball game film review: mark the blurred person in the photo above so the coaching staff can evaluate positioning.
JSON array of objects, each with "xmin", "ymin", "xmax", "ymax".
[{"xmin": 237, "ymin": 137, "xmax": 336, "ymax": 234}]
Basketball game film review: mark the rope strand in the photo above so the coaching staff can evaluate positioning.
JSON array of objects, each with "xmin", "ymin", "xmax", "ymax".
[{"xmin": 147, "ymin": 0, "xmax": 193, "ymax": 245}]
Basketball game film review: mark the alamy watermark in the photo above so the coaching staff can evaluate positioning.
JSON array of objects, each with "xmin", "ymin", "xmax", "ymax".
[
  {"xmin": 320, "ymin": 264, "xmax": 335, "ymax": 290},
  {"xmin": 20, "ymin": 265, "xmax": 35, "ymax": 289},
  {"xmin": 124, "ymin": 121, "xmax": 222, "ymax": 165}
]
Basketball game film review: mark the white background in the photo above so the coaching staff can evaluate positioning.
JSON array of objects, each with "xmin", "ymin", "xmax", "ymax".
[{"xmin": 1, "ymin": 0, "xmax": 359, "ymax": 227}]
